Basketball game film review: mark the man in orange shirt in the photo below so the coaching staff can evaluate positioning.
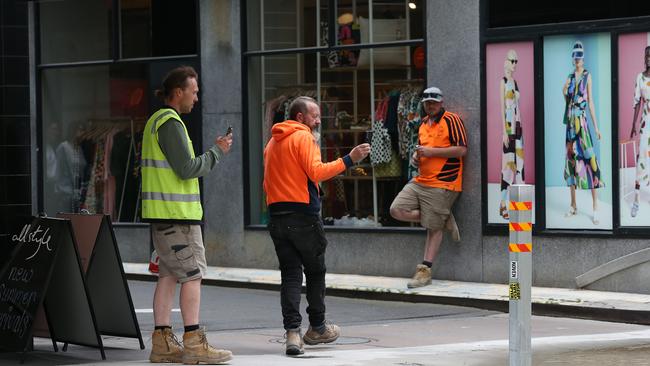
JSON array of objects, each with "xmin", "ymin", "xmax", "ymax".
[
  {"xmin": 390, "ymin": 87, "xmax": 467, "ymax": 288},
  {"xmin": 263, "ymin": 96, "xmax": 370, "ymax": 356}
]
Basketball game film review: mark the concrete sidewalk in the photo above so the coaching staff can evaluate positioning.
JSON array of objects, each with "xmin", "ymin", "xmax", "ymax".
[{"xmin": 123, "ymin": 263, "xmax": 650, "ymax": 325}]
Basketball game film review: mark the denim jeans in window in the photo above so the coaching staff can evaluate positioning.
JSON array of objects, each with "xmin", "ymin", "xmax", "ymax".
[{"xmin": 268, "ymin": 213, "xmax": 328, "ymax": 330}]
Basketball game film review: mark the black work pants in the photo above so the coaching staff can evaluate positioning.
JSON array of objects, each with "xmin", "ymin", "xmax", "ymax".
[{"xmin": 268, "ymin": 213, "xmax": 327, "ymax": 330}]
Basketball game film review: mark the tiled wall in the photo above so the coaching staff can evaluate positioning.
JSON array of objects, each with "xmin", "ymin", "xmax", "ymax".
[{"xmin": 0, "ymin": 0, "xmax": 31, "ymax": 242}]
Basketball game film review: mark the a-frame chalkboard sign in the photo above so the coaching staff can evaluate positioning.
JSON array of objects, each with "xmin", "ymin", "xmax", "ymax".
[
  {"xmin": 0, "ymin": 216, "xmax": 105, "ymax": 361},
  {"xmin": 0, "ymin": 216, "xmax": 58, "ymax": 355},
  {"xmin": 57, "ymin": 213, "xmax": 144, "ymax": 350}
]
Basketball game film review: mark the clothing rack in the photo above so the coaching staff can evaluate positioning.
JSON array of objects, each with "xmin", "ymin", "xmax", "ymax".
[
  {"xmin": 77, "ymin": 118, "xmax": 145, "ymax": 142},
  {"xmin": 73, "ymin": 117, "xmax": 145, "ymax": 222}
]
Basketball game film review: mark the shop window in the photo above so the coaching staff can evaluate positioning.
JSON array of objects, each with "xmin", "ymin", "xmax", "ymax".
[
  {"xmin": 38, "ymin": 0, "xmax": 197, "ymax": 64},
  {"xmin": 37, "ymin": 0, "xmax": 201, "ymax": 222},
  {"xmin": 121, "ymin": 0, "xmax": 197, "ymax": 58},
  {"xmin": 246, "ymin": 0, "xmax": 424, "ymax": 227},
  {"xmin": 39, "ymin": 0, "xmax": 113, "ymax": 64},
  {"xmin": 40, "ymin": 61, "xmax": 201, "ymax": 222},
  {"xmin": 246, "ymin": 0, "xmax": 328, "ymax": 51}
]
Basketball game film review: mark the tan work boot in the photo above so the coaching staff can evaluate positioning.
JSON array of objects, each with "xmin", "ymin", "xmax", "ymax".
[
  {"xmin": 303, "ymin": 322, "xmax": 340, "ymax": 345},
  {"xmin": 182, "ymin": 327, "xmax": 232, "ymax": 365},
  {"xmin": 149, "ymin": 328, "xmax": 183, "ymax": 363},
  {"xmin": 285, "ymin": 329, "xmax": 304, "ymax": 356},
  {"xmin": 407, "ymin": 264, "xmax": 432, "ymax": 288}
]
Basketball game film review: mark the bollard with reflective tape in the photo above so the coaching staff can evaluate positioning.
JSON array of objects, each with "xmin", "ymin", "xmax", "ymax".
[{"xmin": 508, "ymin": 184, "xmax": 532, "ymax": 366}]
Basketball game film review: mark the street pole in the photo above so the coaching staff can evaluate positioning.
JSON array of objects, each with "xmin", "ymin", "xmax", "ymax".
[{"xmin": 508, "ymin": 184, "xmax": 533, "ymax": 366}]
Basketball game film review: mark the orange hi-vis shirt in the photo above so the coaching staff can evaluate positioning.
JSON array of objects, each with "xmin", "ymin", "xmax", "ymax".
[
  {"xmin": 264, "ymin": 120, "xmax": 353, "ymax": 215},
  {"xmin": 414, "ymin": 110, "xmax": 467, "ymax": 192}
]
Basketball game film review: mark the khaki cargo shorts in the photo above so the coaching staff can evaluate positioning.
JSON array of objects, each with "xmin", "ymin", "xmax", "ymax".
[
  {"xmin": 390, "ymin": 182, "xmax": 460, "ymax": 236},
  {"xmin": 151, "ymin": 223, "xmax": 207, "ymax": 283}
]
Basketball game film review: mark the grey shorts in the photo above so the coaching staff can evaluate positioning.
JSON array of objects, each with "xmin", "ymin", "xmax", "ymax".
[
  {"xmin": 151, "ymin": 223, "xmax": 207, "ymax": 283},
  {"xmin": 390, "ymin": 182, "xmax": 459, "ymax": 231}
]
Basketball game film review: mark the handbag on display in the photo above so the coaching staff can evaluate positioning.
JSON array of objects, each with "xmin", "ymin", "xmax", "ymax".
[{"xmin": 370, "ymin": 119, "xmax": 392, "ymax": 165}]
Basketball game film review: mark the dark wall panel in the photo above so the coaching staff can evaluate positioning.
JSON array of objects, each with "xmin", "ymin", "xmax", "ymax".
[{"xmin": 0, "ymin": 0, "xmax": 31, "ymax": 243}]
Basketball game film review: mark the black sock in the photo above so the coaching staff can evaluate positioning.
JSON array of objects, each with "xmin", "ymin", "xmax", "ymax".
[
  {"xmin": 185, "ymin": 324, "xmax": 199, "ymax": 333},
  {"xmin": 312, "ymin": 323, "xmax": 326, "ymax": 334},
  {"xmin": 184, "ymin": 324, "xmax": 200, "ymax": 332},
  {"xmin": 155, "ymin": 325, "xmax": 171, "ymax": 331},
  {"xmin": 422, "ymin": 261, "xmax": 432, "ymax": 268}
]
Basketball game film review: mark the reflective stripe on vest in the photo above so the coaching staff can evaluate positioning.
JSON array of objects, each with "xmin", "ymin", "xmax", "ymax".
[
  {"xmin": 141, "ymin": 159, "xmax": 172, "ymax": 169},
  {"xmin": 141, "ymin": 192, "xmax": 201, "ymax": 202},
  {"xmin": 141, "ymin": 108, "xmax": 203, "ymax": 220}
]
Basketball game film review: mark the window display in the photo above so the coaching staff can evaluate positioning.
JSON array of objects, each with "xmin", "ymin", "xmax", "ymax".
[
  {"xmin": 246, "ymin": 0, "xmax": 425, "ymax": 227},
  {"xmin": 37, "ymin": 0, "xmax": 200, "ymax": 223},
  {"xmin": 41, "ymin": 62, "xmax": 201, "ymax": 222},
  {"xmin": 44, "ymin": 117, "xmax": 144, "ymax": 219}
]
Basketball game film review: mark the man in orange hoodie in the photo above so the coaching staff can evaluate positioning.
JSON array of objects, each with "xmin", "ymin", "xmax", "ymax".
[{"xmin": 263, "ymin": 96, "xmax": 370, "ymax": 356}]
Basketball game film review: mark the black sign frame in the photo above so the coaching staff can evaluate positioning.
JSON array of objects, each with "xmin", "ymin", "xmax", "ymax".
[{"xmin": 0, "ymin": 217, "xmax": 106, "ymax": 362}]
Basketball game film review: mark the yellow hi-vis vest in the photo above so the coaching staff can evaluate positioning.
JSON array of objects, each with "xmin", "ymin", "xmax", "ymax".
[{"xmin": 141, "ymin": 108, "xmax": 202, "ymax": 220}]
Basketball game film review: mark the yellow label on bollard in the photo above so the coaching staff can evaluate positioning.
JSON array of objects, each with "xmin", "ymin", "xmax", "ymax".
[{"xmin": 509, "ymin": 282, "xmax": 521, "ymax": 300}]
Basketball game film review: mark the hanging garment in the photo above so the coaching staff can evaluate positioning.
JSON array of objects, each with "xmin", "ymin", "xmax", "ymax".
[{"xmin": 370, "ymin": 119, "xmax": 392, "ymax": 165}]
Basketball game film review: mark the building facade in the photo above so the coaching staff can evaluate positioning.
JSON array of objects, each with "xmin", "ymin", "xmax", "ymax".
[{"xmin": 2, "ymin": 0, "xmax": 650, "ymax": 294}]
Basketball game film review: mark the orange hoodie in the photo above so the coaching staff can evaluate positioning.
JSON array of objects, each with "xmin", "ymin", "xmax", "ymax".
[{"xmin": 263, "ymin": 120, "xmax": 353, "ymax": 215}]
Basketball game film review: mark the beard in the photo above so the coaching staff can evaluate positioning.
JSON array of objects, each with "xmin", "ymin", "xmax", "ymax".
[{"xmin": 312, "ymin": 130, "xmax": 321, "ymax": 144}]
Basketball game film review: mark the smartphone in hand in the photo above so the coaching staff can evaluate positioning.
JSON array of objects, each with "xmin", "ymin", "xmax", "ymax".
[
  {"xmin": 365, "ymin": 130, "xmax": 373, "ymax": 144},
  {"xmin": 226, "ymin": 126, "xmax": 233, "ymax": 135}
]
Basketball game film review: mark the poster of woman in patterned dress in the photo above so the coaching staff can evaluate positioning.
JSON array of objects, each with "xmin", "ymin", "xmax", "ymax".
[
  {"xmin": 485, "ymin": 42, "xmax": 535, "ymax": 224},
  {"xmin": 619, "ymin": 32, "xmax": 650, "ymax": 227},
  {"xmin": 544, "ymin": 33, "xmax": 612, "ymax": 230}
]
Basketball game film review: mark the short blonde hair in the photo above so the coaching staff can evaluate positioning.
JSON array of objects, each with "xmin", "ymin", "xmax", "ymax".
[{"xmin": 504, "ymin": 49, "xmax": 518, "ymax": 73}]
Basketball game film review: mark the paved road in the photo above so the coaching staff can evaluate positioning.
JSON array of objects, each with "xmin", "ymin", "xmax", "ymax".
[{"xmin": 1, "ymin": 280, "xmax": 649, "ymax": 365}]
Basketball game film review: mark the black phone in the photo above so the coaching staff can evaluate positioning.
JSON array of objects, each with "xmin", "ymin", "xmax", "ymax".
[
  {"xmin": 365, "ymin": 130, "xmax": 373, "ymax": 144},
  {"xmin": 226, "ymin": 126, "xmax": 233, "ymax": 135}
]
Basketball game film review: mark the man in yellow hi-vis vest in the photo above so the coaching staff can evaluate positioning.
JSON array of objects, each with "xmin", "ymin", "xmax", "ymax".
[{"xmin": 142, "ymin": 66, "xmax": 233, "ymax": 364}]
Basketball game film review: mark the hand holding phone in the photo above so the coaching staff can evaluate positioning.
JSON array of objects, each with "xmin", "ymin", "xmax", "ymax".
[
  {"xmin": 415, "ymin": 144, "xmax": 424, "ymax": 158},
  {"xmin": 365, "ymin": 130, "xmax": 374, "ymax": 144},
  {"xmin": 216, "ymin": 125, "xmax": 233, "ymax": 153}
]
